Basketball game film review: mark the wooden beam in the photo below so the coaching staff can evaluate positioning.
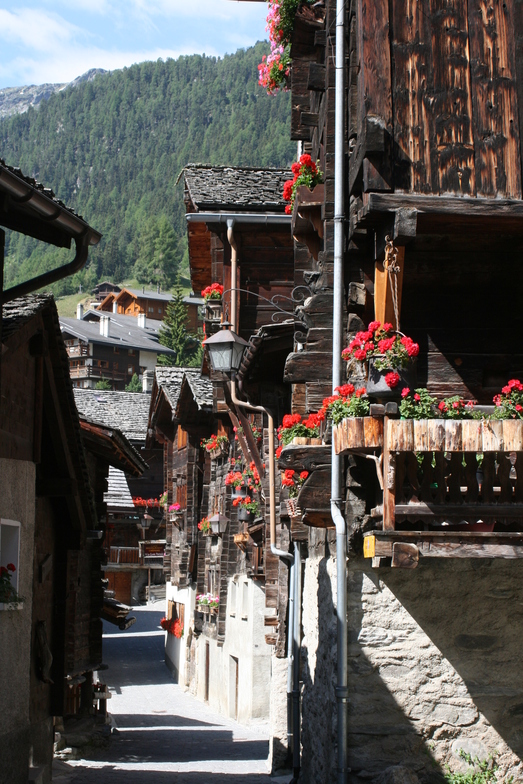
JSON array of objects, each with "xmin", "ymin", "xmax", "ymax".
[
  {"xmin": 395, "ymin": 502, "xmax": 523, "ymax": 518},
  {"xmin": 374, "ymin": 245, "xmax": 404, "ymax": 330},
  {"xmin": 382, "ymin": 416, "xmax": 395, "ymax": 531}
]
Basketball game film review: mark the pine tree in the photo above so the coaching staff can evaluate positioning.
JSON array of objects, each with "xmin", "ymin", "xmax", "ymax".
[
  {"xmin": 158, "ymin": 276, "xmax": 201, "ymax": 366},
  {"xmin": 125, "ymin": 373, "xmax": 142, "ymax": 392}
]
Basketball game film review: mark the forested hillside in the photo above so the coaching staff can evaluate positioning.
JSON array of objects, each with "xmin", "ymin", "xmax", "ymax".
[{"xmin": 0, "ymin": 43, "xmax": 295, "ymax": 295}]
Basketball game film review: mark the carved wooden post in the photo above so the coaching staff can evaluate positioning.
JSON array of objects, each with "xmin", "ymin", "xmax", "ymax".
[{"xmin": 383, "ymin": 415, "xmax": 396, "ymax": 531}]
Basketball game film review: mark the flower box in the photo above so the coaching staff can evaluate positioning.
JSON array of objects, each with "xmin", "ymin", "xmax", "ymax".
[
  {"xmin": 366, "ymin": 356, "xmax": 417, "ymax": 401},
  {"xmin": 386, "ymin": 419, "xmax": 523, "ymax": 453},
  {"xmin": 0, "ymin": 601, "xmax": 24, "ymax": 611},
  {"xmin": 332, "ymin": 417, "xmax": 384, "ymax": 453}
]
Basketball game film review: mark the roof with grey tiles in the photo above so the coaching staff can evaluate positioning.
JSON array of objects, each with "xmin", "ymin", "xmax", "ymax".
[
  {"xmin": 60, "ymin": 315, "xmax": 176, "ymax": 355},
  {"xmin": 103, "ymin": 465, "xmax": 135, "ymax": 513},
  {"xmin": 183, "ymin": 373, "xmax": 213, "ymax": 410},
  {"xmin": 74, "ymin": 389, "xmax": 152, "ymax": 442},
  {"xmin": 183, "ymin": 164, "xmax": 291, "ymax": 212},
  {"xmin": 154, "ymin": 366, "xmax": 205, "ymax": 411}
]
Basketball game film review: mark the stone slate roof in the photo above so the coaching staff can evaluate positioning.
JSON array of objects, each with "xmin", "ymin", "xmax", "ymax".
[
  {"xmin": 74, "ymin": 389, "xmax": 152, "ymax": 443},
  {"xmin": 183, "ymin": 164, "xmax": 291, "ymax": 212},
  {"xmin": 60, "ymin": 315, "xmax": 175, "ymax": 355},
  {"xmin": 183, "ymin": 373, "xmax": 213, "ymax": 410},
  {"xmin": 0, "ymin": 158, "xmax": 88, "ymax": 222},
  {"xmin": 78, "ymin": 413, "xmax": 147, "ymax": 475},
  {"xmin": 154, "ymin": 367, "xmax": 204, "ymax": 410}
]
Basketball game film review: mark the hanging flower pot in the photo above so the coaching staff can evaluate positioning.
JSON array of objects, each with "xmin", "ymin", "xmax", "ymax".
[
  {"xmin": 366, "ymin": 356, "xmax": 417, "ymax": 401},
  {"xmin": 232, "ymin": 485, "xmax": 248, "ymax": 498},
  {"xmin": 238, "ymin": 507, "xmax": 255, "ymax": 523}
]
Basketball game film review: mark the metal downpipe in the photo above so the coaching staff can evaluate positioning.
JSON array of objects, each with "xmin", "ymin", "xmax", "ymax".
[
  {"xmin": 332, "ymin": 0, "xmax": 349, "ymax": 782},
  {"xmin": 291, "ymin": 541, "xmax": 302, "ymax": 782}
]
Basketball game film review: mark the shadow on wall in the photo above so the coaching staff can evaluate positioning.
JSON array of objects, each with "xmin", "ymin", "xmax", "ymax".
[
  {"xmin": 379, "ymin": 559, "xmax": 523, "ymax": 769},
  {"xmin": 300, "ymin": 539, "xmax": 444, "ymax": 784},
  {"xmin": 301, "ymin": 542, "xmax": 523, "ymax": 784}
]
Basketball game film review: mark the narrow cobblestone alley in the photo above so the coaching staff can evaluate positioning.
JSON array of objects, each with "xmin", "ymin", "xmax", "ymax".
[{"xmin": 53, "ymin": 605, "xmax": 288, "ymax": 784}]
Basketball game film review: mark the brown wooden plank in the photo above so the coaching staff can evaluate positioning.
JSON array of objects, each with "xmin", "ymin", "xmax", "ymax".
[
  {"xmin": 430, "ymin": 0, "xmax": 475, "ymax": 194},
  {"xmin": 468, "ymin": 0, "xmax": 521, "ymax": 198},
  {"xmin": 391, "ymin": 0, "xmax": 434, "ymax": 192},
  {"xmin": 382, "ymin": 416, "xmax": 396, "ymax": 530},
  {"xmin": 374, "ymin": 246, "xmax": 405, "ymax": 329},
  {"xmin": 395, "ymin": 502, "xmax": 523, "ymax": 516}
]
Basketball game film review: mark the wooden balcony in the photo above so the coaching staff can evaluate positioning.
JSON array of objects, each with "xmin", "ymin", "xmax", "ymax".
[
  {"xmin": 106, "ymin": 544, "xmax": 165, "ymax": 569},
  {"xmin": 67, "ymin": 343, "xmax": 89, "ymax": 357},
  {"xmin": 334, "ymin": 414, "xmax": 523, "ymax": 566}
]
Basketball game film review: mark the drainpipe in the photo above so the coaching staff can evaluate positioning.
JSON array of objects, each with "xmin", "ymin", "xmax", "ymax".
[
  {"xmin": 290, "ymin": 541, "xmax": 302, "ymax": 783},
  {"xmin": 332, "ymin": 0, "xmax": 349, "ymax": 782}
]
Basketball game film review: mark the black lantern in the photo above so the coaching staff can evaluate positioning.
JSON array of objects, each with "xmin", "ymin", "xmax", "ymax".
[
  {"xmin": 204, "ymin": 327, "xmax": 248, "ymax": 374},
  {"xmin": 140, "ymin": 512, "xmax": 154, "ymax": 530}
]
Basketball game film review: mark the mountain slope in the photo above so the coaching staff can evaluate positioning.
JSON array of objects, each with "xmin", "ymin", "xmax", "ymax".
[{"xmin": 0, "ymin": 44, "xmax": 294, "ymax": 295}]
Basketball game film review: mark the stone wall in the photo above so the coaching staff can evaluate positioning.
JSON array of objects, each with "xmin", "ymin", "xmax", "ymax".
[{"xmin": 300, "ymin": 533, "xmax": 523, "ymax": 784}]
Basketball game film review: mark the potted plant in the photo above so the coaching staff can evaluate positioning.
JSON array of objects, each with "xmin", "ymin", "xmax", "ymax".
[
  {"xmin": 233, "ymin": 495, "xmax": 260, "ymax": 524},
  {"xmin": 277, "ymin": 412, "xmax": 322, "ymax": 447},
  {"xmin": 0, "ymin": 563, "xmax": 23, "ymax": 609},
  {"xmin": 198, "ymin": 517, "xmax": 211, "ymax": 536},
  {"xmin": 225, "ymin": 470, "xmax": 248, "ymax": 496},
  {"xmin": 201, "ymin": 433, "xmax": 229, "ymax": 459},
  {"xmin": 169, "ymin": 502, "xmax": 182, "ymax": 524},
  {"xmin": 201, "ymin": 283, "xmax": 224, "ymax": 322},
  {"xmin": 282, "ymin": 153, "xmax": 323, "ymax": 215},
  {"xmin": 342, "ymin": 321, "xmax": 419, "ymax": 400},
  {"xmin": 281, "ymin": 469, "xmax": 309, "ymax": 518}
]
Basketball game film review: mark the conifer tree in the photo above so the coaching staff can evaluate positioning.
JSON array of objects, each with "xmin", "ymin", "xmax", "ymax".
[
  {"xmin": 158, "ymin": 276, "xmax": 201, "ymax": 367},
  {"xmin": 125, "ymin": 373, "xmax": 142, "ymax": 392}
]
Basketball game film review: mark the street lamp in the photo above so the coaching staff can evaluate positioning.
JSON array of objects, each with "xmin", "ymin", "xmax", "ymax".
[{"xmin": 204, "ymin": 324, "xmax": 248, "ymax": 374}]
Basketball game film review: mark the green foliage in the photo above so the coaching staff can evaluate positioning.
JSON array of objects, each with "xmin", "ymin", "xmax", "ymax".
[
  {"xmin": 0, "ymin": 44, "xmax": 294, "ymax": 294},
  {"xmin": 399, "ymin": 388, "xmax": 437, "ymax": 420},
  {"xmin": 158, "ymin": 276, "xmax": 201, "ymax": 367},
  {"xmin": 326, "ymin": 395, "xmax": 370, "ymax": 424},
  {"xmin": 95, "ymin": 379, "xmax": 111, "ymax": 390},
  {"xmin": 125, "ymin": 373, "xmax": 142, "ymax": 392},
  {"xmin": 445, "ymin": 750, "xmax": 508, "ymax": 784}
]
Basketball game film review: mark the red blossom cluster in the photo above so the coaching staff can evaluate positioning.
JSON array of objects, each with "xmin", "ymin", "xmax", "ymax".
[
  {"xmin": 438, "ymin": 398, "xmax": 475, "ymax": 415},
  {"xmin": 318, "ymin": 384, "xmax": 366, "ymax": 418},
  {"xmin": 341, "ymin": 321, "xmax": 419, "ymax": 388},
  {"xmin": 201, "ymin": 433, "xmax": 228, "ymax": 453},
  {"xmin": 282, "ymin": 154, "xmax": 322, "ymax": 214},
  {"xmin": 201, "ymin": 283, "xmax": 224, "ymax": 300},
  {"xmin": 160, "ymin": 617, "xmax": 184, "ymax": 637},
  {"xmin": 198, "ymin": 517, "xmax": 210, "ymax": 533},
  {"xmin": 493, "ymin": 379, "xmax": 523, "ymax": 418},
  {"xmin": 281, "ymin": 469, "xmax": 309, "ymax": 498},
  {"xmin": 0, "ymin": 563, "xmax": 15, "ymax": 577},
  {"xmin": 132, "ymin": 496, "xmax": 160, "ymax": 507}
]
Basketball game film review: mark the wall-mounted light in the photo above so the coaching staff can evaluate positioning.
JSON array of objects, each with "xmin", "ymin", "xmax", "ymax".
[{"xmin": 204, "ymin": 325, "xmax": 248, "ymax": 374}]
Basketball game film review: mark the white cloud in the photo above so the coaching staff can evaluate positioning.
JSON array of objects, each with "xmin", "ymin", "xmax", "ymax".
[
  {"xmin": 0, "ymin": 8, "xmax": 78, "ymax": 51},
  {"xmin": 0, "ymin": 44, "xmax": 220, "ymax": 87}
]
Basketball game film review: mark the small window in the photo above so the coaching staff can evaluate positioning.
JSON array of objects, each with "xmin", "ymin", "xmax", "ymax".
[
  {"xmin": 230, "ymin": 581, "xmax": 237, "ymax": 617},
  {"xmin": 113, "ymin": 347, "xmax": 119, "ymax": 354},
  {"xmin": 128, "ymin": 349, "xmax": 136, "ymax": 357},
  {"xmin": 0, "ymin": 519, "xmax": 21, "ymax": 598},
  {"xmin": 149, "ymin": 306, "xmax": 154, "ymax": 313},
  {"xmin": 128, "ymin": 366, "xmax": 133, "ymax": 375},
  {"xmin": 158, "ymin": 308, "xmax": 162, "ymax": 315},
  {"xmin": 177, "ymin": 425, "xmax": 187, "ymax": 449}
]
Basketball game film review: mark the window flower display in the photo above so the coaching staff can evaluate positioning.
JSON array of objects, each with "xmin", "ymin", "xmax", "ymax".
[
  {"xmin": 201, "ymin": 283, "xmax": 224, "ymax": 301},
  {"xmin": 282, "ymin": 153, "xmax": 323, "ymax": 215}
]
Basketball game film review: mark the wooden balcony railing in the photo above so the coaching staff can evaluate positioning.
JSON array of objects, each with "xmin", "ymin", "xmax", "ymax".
[
  {"xmin": 67, "ymin": 343, "xmax": 90, "ymax": 357},
  {"xmin": 69, "ymin": 365, "xmax": 127, "ymax": 382},
  {"xmin": 333, "ymin": 414, "xmax": 523, "ymax": 566},
  {"xmin": 108, "ymin": 546, "xmax": 140, "ymax": 564}
]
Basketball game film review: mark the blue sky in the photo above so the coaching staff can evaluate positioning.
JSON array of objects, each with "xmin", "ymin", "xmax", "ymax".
[{"xmin": 0, "ymin": 1, "xmax": 268, "ymax": 89}]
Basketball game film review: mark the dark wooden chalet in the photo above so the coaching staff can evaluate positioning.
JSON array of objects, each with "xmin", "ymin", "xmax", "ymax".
[
  {"xmin": 274, "ymin": 0, "xmax": 523, "ymax": 557},
  {"xmin": 74, "ymin": 389, "xmax": 164, "ymax": 604},
  {"xmin": 250, "ymin": 0, "xmax": 523, "ymax": 780},
  {"xmin": 0, "ymin": 295, "xmax": 112, "ymax": 782}
]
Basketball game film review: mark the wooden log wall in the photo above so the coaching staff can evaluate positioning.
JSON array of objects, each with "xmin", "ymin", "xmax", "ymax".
[{"xmin": 350, "ymin": 0, "xmax": 523, "ymax": 198}]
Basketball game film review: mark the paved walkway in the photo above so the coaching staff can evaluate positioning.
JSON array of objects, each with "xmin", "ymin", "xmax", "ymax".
[{"xmin": 54, "ymin": 605, "xmax": 287, "ymax": 784}]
